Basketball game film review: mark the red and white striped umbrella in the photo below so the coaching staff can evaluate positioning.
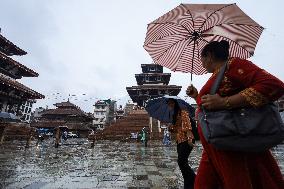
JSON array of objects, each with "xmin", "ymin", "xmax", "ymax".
[{"xmin": 144, "ymin": 3, "xmax": 264, "ymax": 79}]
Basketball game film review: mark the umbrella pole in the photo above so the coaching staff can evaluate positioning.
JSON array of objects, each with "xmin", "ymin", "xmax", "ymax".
[{"xmin": 190, "ymin": 39, "xmax": 197, "ymax": 82}]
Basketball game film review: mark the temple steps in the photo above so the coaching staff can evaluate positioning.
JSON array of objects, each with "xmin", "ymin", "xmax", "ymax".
[
  {"xmin": 90, "ymin": 109, "xmax": 163, "ymax": 140},
  {"xmin": 0, "ymin": 122, "xmax": 35, "ymax": 142}
]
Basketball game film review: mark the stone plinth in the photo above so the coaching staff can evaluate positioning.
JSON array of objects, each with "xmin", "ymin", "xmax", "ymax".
[{"xmin": 91, "ymin": 110, "xmax": 162, "ymax": 140}]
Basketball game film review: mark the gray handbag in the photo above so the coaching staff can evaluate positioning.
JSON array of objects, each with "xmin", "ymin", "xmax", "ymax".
[{"xmin": 198, "ymin": 63, "xmax": 284, "ymax": 152}]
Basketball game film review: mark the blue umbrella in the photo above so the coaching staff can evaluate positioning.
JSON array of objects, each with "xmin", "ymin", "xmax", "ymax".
[{"xmin": 145, "ymin": 95, "xmax": 195, "ymax": 123}]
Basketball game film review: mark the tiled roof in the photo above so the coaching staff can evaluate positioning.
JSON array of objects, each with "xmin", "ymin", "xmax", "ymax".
[
  {"xmin": 0, "ymin": 34, "xmax": 27, "ymax": 56},
  {"xmin": 0, "ymin": 75, "xmax": 45, "ymax": 99},
  {"xmin": 0, "ymin": 52, "xmax": 38, "ymax": 77},
  {"xmin": 135, "ymin": 73, "xmax": 171, "ymax": 76},
  {"xmin": 42, "ymin": 108, "xmax": 87, "ymax": 116},
  {"xmin": 126, "ymin": 85, "xmax": 181, "ymax": 90},
  {"xmin": 54, "ymin": 101, "xmax": 76, "ymax": 108}
]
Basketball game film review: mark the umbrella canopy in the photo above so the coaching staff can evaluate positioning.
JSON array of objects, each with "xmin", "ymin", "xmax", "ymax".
[
  {"xmin": 145, "ymin": 95, "xmax": 195, "ymax": 123},
  {"xmin": 144, "ymin": 3, "xmax": 264, "ymax": 80}
]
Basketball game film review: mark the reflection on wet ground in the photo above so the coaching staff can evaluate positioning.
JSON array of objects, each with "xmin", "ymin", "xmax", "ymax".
[{"xmin": 0, "ymin": 139, "xmax": 283, "ymax": 189}]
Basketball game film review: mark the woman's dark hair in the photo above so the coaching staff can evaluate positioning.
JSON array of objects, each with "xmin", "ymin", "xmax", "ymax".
[
  {"xmin": 201, "ymin": 40, "xmax": 230, "ymax": 61},
  {"xmin": 169, "ymin": 99, "xmax": 180, "ymax": 125}
]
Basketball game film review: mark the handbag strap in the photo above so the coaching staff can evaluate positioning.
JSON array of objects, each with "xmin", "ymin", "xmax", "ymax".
[
  {"xmin": 201, "ymin": 61, "xmax": 227, "ymax": 114},
  {"xmin": 210, "ymin": 62, "xmax": 227, "ymax": 95}
]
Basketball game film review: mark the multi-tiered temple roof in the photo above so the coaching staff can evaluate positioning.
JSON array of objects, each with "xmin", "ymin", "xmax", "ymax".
[
  {"xmin": 0, "ymin": 52, "xmax": 38, "ymax": 78},
  {"xmin": 0, "ymin": 30, "xmax": 45, "ymax": 143},
  {"xmin": 31, "ymin": 100, "xmax": 93, "ymax": 135},
  {"xmin": 0, "ymin": 33, "xmax": 27, "ymax": 56},
  {"xmin": 42, "ymin": 101, "xmax": 91, "ymax": 119},
  {"xmin": 126, "ymin": 64, "xmax": 181, "ymax": 106},
  {"xmin": 0, "ymin": 31, "xmax": 44, "ymax": 115}
]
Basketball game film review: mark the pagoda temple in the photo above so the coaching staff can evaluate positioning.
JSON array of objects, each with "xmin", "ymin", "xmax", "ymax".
[
  {"xmin": 91, "ymin": 64, "xmax": 182, "ymax": 141},
  {"xmin": 31, "ymin": 100, "xmax": 93, "ymax": 137},
  {"xmin": 0, "ymin": 30, "xmax": 44, "ymax": 145},
  {"xmin": 0, "ymin": 31, "xmax": 44, "ymax": 116},
  {"xmin": 126, "ymin": 64, "xmax": 181, "ymax": 107}
]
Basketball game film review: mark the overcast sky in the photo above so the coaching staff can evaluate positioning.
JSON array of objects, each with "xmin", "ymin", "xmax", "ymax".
[{"xmin": 0, "ymin": 0, "xmax": 283, "ymax": 112}]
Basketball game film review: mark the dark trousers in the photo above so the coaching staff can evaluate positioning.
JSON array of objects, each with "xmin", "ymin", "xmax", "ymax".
[
  {"xmin": 144, "ymin": 140, "xmax": 148, "ymax": 147},
  {"xmin": 177, "ymin": 141, "xmax": 196, "ymax": 189}
]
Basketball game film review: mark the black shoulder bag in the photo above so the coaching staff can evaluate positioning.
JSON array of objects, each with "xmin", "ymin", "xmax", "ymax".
[{"xmin": 198, "ymin": 63, "xmax": 284, "ymax": 152}]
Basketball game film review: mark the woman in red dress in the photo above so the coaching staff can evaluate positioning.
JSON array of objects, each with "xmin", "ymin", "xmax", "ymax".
[{"xmin": 186, "ymin": 40, "xmax": 284, "ymax": 189}]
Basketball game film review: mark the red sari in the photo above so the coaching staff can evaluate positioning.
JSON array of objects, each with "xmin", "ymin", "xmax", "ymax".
[{"xmin": 195, "ymin": 58, "xmax": 284, "ymax": 189}]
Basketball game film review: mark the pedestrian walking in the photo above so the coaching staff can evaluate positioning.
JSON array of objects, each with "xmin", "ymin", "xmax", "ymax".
[
  {"xmin": 167, "ymin": 98, "xmax": 196, "ymax": 189},
  {"xmin": 187, "ymin": 40, "xmax": 284, "ymax": 189},
  {"xmin": 140, "ymin": 127, "xmax": 148, "ymax": 147},
  {"xmin": 163, "ymin": 128, "xmax": 171, "ymax": 146}
]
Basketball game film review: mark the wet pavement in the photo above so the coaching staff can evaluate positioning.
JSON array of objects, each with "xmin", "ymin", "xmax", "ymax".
[{"xmin": 0, "ymin": 139, "xmax": 283, "ymax": 189}]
